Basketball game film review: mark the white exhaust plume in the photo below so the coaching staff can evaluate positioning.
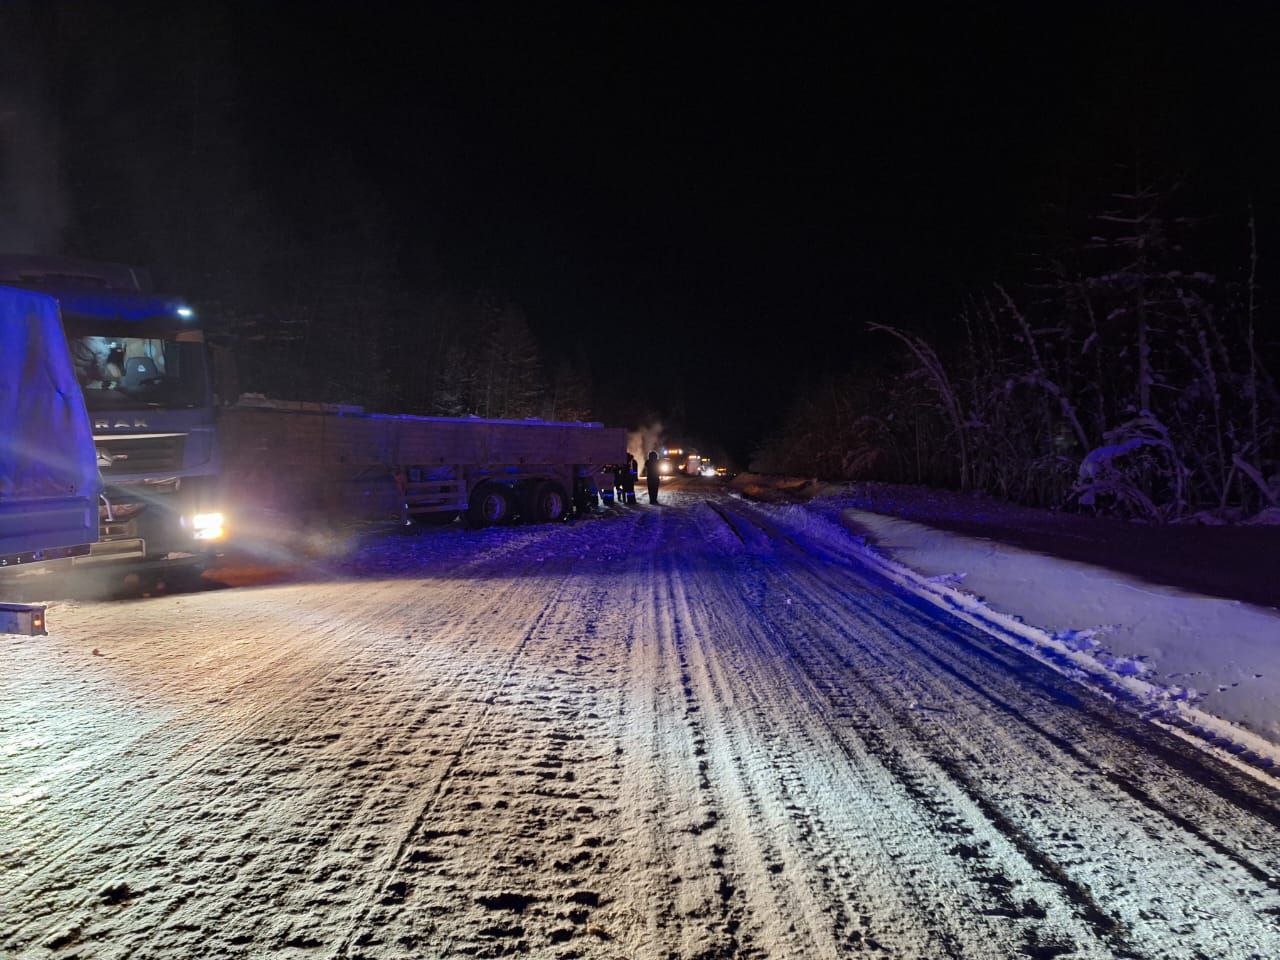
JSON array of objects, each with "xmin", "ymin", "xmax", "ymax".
[{"xmin": 628, "ymin": 421, "xmax": 664, "ymax": 465}]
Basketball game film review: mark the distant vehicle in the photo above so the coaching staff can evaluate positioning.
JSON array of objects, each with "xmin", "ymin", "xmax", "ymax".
[
  {"xmin": 0, "ymin": 284, "xmax": 100, "ymax": 571},
  {"xmin": 0, "ymin": 256, "xmax": 221, "ymax": 572},
  {"xmin": 654, "ymin": 445, "xmax": 717, "ymax": 477}
]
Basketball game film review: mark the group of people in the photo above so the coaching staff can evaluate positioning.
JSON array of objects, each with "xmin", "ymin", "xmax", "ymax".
[
  {"xmin": 611, "ymin": 454, "xmax": 639, "ymax": 504},
  {"xmin": 598, "ymin": 452, "xmax": 663, "ymax": 507}
]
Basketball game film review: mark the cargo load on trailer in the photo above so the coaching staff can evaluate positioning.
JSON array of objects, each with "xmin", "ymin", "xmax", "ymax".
[
  {"xmin": 219, "ymin": 396, "xmax": 627, "ymax": 532},
  {"xmin": 0, "ymin": 285, "xmax": 100, "ymax": 570}
]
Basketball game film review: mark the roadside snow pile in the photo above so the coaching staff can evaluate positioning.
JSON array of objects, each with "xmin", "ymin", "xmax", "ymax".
[
  {"xmin": 1248, "ymin": 506, "xmax": 1280, "ymax": 525},
  {"xmin": 729, "ymin": 472, "xmax": 823, "ymax": 502},
  {"xmin": 741, "ymin": 475, "xmax": 1280, "ymax": 608},
  {"xmin": 760, "ymin": 500, "xmax": 1280, "ymax": 775}
]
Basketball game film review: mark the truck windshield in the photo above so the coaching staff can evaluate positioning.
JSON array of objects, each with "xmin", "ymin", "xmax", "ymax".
[{"xmin": 68, "ymin": 335, "xmax": 209, "ymax": 410}]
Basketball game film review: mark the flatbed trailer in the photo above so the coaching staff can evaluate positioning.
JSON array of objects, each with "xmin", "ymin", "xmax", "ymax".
[{"xmin": 218, "ymin": 398, "xmax": 627, "ymax": 528}]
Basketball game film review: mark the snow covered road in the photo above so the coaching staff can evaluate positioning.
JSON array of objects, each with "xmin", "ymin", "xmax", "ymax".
[{"xmin": 3, "ymin": 488, "xmax": 1278, "ymax": 959}]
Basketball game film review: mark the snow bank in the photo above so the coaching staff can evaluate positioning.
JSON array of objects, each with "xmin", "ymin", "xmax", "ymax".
[
  {"xmin": 728, "ymin": 472, "xmax": 823, "ymax": 502},
  {"xmin": 759, "ymin": 500, "xmax": 1280, "ymax": 777}
]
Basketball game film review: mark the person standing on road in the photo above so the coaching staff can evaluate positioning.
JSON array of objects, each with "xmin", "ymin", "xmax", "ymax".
[
  {"xmin": 624, "ymin": 453, "xmax": 638, "ymax": 505},
  {"xmin": 613, "ymin": 463, "xmax": 626, "ymax": 504},
  {"xmin": 599, "ymin": 465, "xmax": 615, "ymax": 505},
  {"xmin": 645, "ymin": 451, "xmax": 661, "ymax": 504}
]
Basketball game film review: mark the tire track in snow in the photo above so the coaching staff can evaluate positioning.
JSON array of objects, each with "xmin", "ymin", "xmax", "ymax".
[
  {"xmin": 372, "ymin": 583, "xmax": 627, "ymax": 955},
  {"xmin": 7, "ymin": 493, "xmax": 1279, "ymax": 958},
  {"xmin": 656, "ymin": 556, "xmax": 755, "ymax": 959},
  {"xmin": 671, "ymin": 514, "xmax": 1046, "ymax": 957},
  {"xmin": 601, "ymin": 511, "xmax": 747, "ymax": 959},
  {"xmin": 1, "ymin": 527, "xmax": 546, "ymax": 835},
  {"xmin": 681, "ymin": 500, "xmax": 1054, "ymax": 955},
  {"xmin": 329, "ymin": 537, "xmax": 611, "ymax": 956},
  {"xmin": 717, "ymin": 497, "xmax": 1280, "ymax": 958},
  {"xmin": 1, "ymin": 527, "xmax": 538, "ymax": 812},
  {"xmin": 665, "ymin": 552, "xmax": 886, "ymax": 959},
  {"xmin": 344, "ymin": 509, "xmax": 668, "ymax": 957},
  {"xmin": 3, "ymin": 546, "xmax": 583, "ymax": 957},
  {"xmin": 4, "ymin": 581, "xmax": 421, "ymax": 899},
  {"xmin": 269, "ymin": 570, "xmax": 590, "ymax": 958},
  {"xmin": 745, "ymin": 502, "xmax": 1280, "ymax": 878},
  {"xmin": 717, "ymin": 537, "xmax": 1142, "ymax": 956}
]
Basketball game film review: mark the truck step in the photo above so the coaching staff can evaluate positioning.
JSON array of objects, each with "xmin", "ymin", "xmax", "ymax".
[{"xmin": 72, "ymin": 538, "xmax": 147, "ymax": 567}]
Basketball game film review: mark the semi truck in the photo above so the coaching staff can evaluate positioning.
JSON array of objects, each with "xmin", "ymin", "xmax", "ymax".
[
  {"xmin": 0, "ymin": 256, "xmax": 221, "ymax": 571},
  {"xmin": 1, "ymin": 255, "xmax": 626, "ymax": 572}
]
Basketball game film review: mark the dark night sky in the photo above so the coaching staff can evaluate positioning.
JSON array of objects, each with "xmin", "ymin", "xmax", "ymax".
[{"xmin": 23, "ymin": 4, "xmax": 1280, "ymax": 462}]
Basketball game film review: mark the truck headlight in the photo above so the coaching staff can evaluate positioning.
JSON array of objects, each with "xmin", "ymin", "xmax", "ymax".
[{"xmin": 190, "ymin": 512, "xmax": 225, "ymax": 541}]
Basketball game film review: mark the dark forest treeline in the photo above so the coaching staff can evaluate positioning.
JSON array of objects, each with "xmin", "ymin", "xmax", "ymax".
[
  {"xmin": 1, "ymin": 6, "xmax": 598, "ymax": 424},
  {"xmin": 754, "ymin": 185, "xmax": 1280, "ymax": 521},
  {"xmin": 222, "ymin": 288, "xmax": 595, "ymax": 422}
]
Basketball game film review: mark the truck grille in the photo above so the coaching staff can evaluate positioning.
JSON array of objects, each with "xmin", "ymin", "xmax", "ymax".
[{"xmin": 97, "ymin": 434, "xmax": 186, "ymax": 476}]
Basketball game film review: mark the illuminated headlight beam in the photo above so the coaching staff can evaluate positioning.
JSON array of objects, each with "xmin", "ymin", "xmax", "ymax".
[{"xmin": 190, "ymin": 512, "xmax": 225, "ymax": 541}]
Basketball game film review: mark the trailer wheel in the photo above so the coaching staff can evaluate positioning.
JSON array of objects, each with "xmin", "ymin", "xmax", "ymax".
[
  {"xmin": 468, "ymin": 484, "xmax": 514, "ymax": 527},
  {"xmin": 528, "ymin": 480, "xmax": 570, "ymax": 523}
]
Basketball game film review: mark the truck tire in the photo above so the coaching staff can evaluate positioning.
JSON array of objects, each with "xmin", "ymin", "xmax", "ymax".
[
  {"xmin": 468, "ymin": 483, "xmax": 515, "ymax": 527},
  {"xmin": 526, "ymin": 480, "xmax": 570, "ymax": 523},
  {"xmin": 573, "ymin": 477, "xmax": 597, "ymax": 514}
]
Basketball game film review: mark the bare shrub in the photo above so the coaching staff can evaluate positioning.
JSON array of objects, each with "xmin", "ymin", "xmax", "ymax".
[{"xmin": 753, "ymin": 181, "xmax": 1279, "ymax": 522}]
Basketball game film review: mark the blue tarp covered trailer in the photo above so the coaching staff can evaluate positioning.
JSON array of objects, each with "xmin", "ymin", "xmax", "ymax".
[{"xmin": 0, "ymin": 285, "xmax": 100, "ymax": 565}]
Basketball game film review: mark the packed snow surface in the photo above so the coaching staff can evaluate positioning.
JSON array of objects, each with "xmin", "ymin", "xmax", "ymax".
[{"xmin": 3, "ymin": 484, "xmax": 1279, "ymax": 959}]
